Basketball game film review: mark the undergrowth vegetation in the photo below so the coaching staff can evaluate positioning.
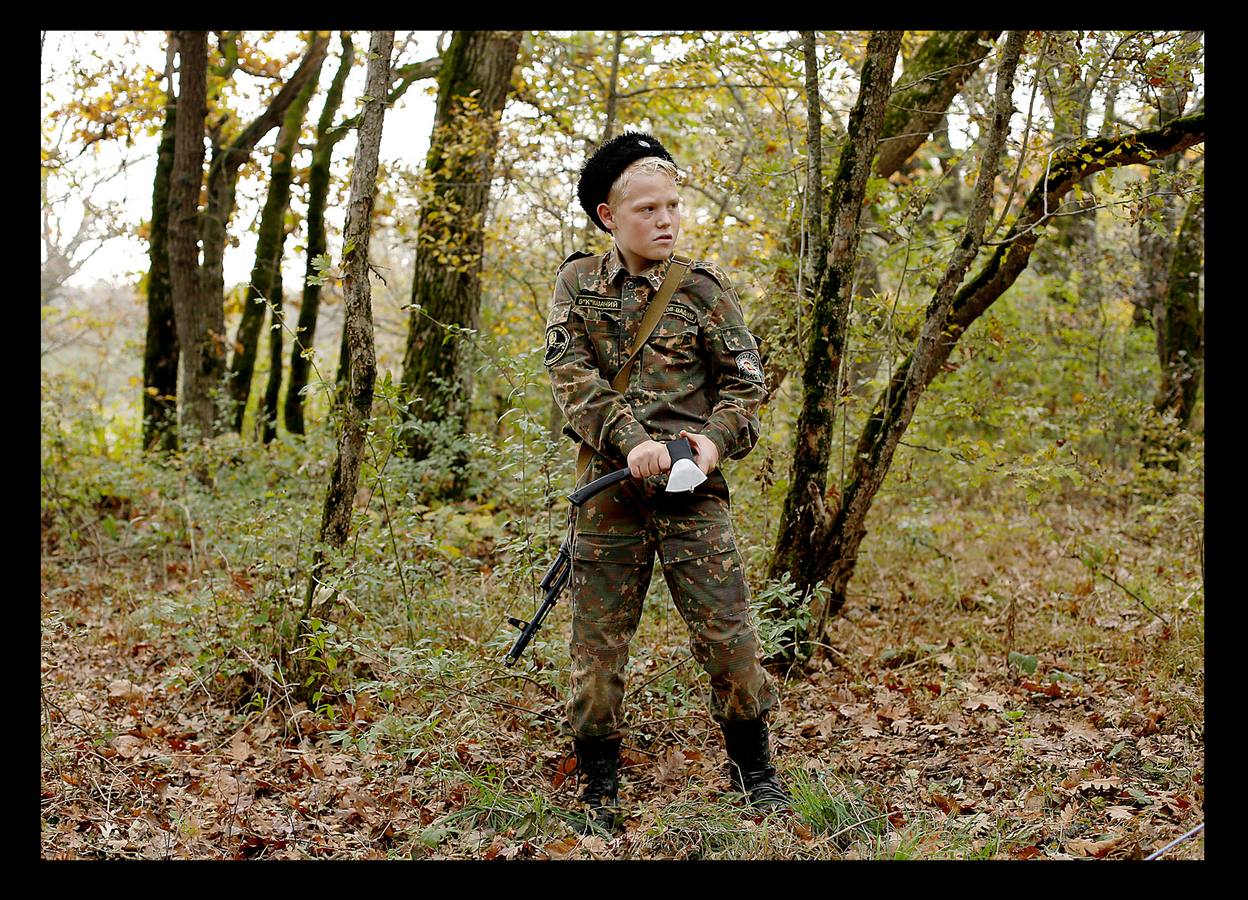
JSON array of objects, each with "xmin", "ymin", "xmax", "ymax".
[{"xmin": 40, "ymin": 279, "xmax": 1204, "ymax": 857}]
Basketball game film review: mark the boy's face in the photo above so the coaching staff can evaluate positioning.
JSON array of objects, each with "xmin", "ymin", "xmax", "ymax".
[{"xmin": 598, "ymin": 170, "xmax": 681, "ymax": 267}]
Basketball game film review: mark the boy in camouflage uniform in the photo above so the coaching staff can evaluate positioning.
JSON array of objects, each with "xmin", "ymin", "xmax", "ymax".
[{"xmin": 544, "ymin": 131, "xmax": 789, "ymax": 831}]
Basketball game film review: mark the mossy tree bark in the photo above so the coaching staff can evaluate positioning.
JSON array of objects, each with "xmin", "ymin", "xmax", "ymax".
[
  {"xmin": 296, "ymin": 31, "xmax": 394, "ymax": 697},
  {"xmin": 195, "ymin": 33, "xmax": 328, "ymax": 436},
  {"xmin": 762, "ymin": 30, "xmax": 904, "ymax": 663},
  {"xmin": 754, "ymin": 31, "xmax": 1000, "ymax": 395},
  {"xmin": 1144, "ymin": 175, "xmax": 1203, "ymax": 469},
  {"xmin": 329, "ymin": 54, "xmax": 448, "ymax": 392},
  {"xmin": 874, "ymin": 30, "xmax": 1000, "ymax": 179},
  {"xmin": 771, "ymin": 107, "xmax": 1206, "ymax": 659},
  {"xmin": 1133, "ymin": 91, "xmax": 1190, "ymax": 328},
  {"xmin": 398, "ymin": 30, "xmax": 523, "ymax": 493},
  {"xmin": 801, "ymin": 31, "xmax": 826, "ymax": 297},
  {"xmin": 286, "ymin": 33, "xmax": 355, "ymax": 436},
  {"xmin": 225, "ymin": 39, "xmax": 324, "ymax": 437},
  {"xmin": 261, "ymin": 65, "xmax": 324, "ymax": 443},
  {"xmin": 142, "ymin": 35, "xmax": 180, "ymax": 454}
]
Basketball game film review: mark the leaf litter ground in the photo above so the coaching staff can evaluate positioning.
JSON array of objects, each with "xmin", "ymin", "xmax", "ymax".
[{"xmin": 41, "ymin": 482, "xmax": 1203, "ymax": 860}]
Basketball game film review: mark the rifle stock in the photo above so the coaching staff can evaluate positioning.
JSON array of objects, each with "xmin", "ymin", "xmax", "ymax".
[
  {"xmin": 503, "ymin": 463, "xmax": 631, "ymax": 667},
  {"xmin": 503, "ymin": 438, "xmax": 696, "ymax": 667}
]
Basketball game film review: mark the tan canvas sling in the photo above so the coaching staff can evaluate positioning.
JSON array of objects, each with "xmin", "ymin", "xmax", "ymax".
[{"xmin": 574, "ymin": 253, "xmax": 692, "ymax": 484}]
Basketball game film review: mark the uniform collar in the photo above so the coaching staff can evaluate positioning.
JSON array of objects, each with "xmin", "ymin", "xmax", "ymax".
[{"xmin": 605, "ymin": 244, "xmax": 673, "ymax": 292}]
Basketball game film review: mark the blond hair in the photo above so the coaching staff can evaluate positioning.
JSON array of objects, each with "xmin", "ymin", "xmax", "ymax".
[{"xmin": 607, "ymin": 156, "xmax": 684, "ymax": 206}]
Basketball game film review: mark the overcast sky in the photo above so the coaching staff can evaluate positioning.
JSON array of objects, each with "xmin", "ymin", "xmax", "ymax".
[{"xmin": 41, "ymin": 30, "xmax": 441, "ymax": 291}]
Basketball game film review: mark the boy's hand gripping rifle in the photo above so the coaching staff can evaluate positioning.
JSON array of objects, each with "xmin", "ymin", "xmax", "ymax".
[{"xmin": 502, "ymin": 437, "xmax": 704, "ymax": 667}]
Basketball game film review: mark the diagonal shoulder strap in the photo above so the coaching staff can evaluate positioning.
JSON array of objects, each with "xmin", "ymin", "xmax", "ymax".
[{"xmin": 575, "ymin": 254, "xmax": 691, "ymax": 483}]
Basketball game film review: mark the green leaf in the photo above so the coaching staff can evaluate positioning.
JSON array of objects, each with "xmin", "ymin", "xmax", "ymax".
[
  {"xmin": 420, "ymin": 826, "xmax": 449, "ymax": 847},
  {"xmin": 1008, "ymin": 650, "xmax": 1038, "ymax": 674}
]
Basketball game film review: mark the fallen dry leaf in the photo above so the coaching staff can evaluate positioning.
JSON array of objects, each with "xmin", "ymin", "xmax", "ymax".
[
  {"xmin": 227, "ymin": 731, "xmax": 252, "ymax": 764},
  {"xmin": 653, "ymin": 747, "xmax": 688, "ymax": 784},
  {"xmin": 1067, "ymin": 834, "xmax": 1124, "ymax": 858},
  {"xmin": 551, "ymin": 753, "xmax": 577, "ymax": 789},
  {"xmin": 963, "ymin": 692, "xmax": 1007, "ymax": 712},
  {"xmin": 1075, "ymin": 777, "xmax": 1123, "ymax": 794},
  {"xmin": 543, "ymin": 836, "xmax": 578, "ymax": 859},
  {"xmin": 579, "ymin": 835, "xmax": 608, "ymax": 857},
  {"xmin": 107, "ymin": 680, "xmax": 143, "ymax": 704}
]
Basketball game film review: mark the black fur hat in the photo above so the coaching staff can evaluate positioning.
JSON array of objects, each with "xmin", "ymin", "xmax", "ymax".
[{"xmin": 577, "ymin": 131, "xmax": 676, "ymax": 233}]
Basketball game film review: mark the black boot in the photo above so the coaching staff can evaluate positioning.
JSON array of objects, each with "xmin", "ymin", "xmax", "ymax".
[
  {"xmin": 573, "ymin": 735, "xmax": 622, "ymax": 833},
  {"xmin": 720, "ymin": 715, "xmax": 791, "ymax": 812}
]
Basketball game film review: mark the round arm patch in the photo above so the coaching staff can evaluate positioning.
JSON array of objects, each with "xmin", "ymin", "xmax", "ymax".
[
  {"xmin": 735, "ymin": 350, "xmax": 765, "ymax": 384},
  {"xmin": 544, "ymin": 325, "xmax": 571, "ymax": 366}
]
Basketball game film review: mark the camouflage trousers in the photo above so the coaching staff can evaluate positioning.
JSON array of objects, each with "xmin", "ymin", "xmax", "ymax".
[{"xmin": 566, "ymin": 457, "xmax": 778, "ymax": 739}]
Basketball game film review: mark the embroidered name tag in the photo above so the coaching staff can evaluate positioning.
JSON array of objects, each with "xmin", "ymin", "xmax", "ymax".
[
  {"xmin": 667, "ymin": 303, "xmax": 698, "ymax": 326},
  {"xmin": 735, "ymin": 350, "xmax": 765, "ymax": 384},
  {"xmin": 574, "ymin": 293, "xmax": 623, "ymax": 313}
]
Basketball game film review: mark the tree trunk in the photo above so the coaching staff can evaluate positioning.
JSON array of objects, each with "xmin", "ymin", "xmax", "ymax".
[
  {"xmin": 764, "ymin": 30, "xmax": 904, "ymax": 653},
  {"xmin": 142, "ymin": 35, "xmax": 180, "ymax": 453},
  {"xmin": 1155, "ymin": 181, "xmax": 1204, "ymax": 428},
  {"xmin": 1133, "ymin": 94, "xmax": 1186, "ymax": 327},
  {"xmin": 753, "ymin": 31, "xmax": 999, "ymax": 396},
  {"xmin": 286, "ymin": 32, "xmax": 355, "ymax": 436},
  {"xmin": 261, "ymin": 68, "xmax": 324, "ymax": 443},
  {"xmin": 297, "ymin": 30, "xmax": 393, "ymax": 693},
  {"xmin": 1144, "ymin": 177, "xmax": 1204, "ymax": 469},
  {"xmin": 198, "ymin": 33, "xmax": 328, "ymax": 435},
  {"xmin": 602, "ymin": 31, "xmax": 623, "ymax": 143},
  {"xmin": 801, "ymin": 31, "xmax": 826, "ymax": 297},
  {"xmin": 399, "ymin": 30, "xmax": 523, "ymax": 492},
  {"xmin": 226, "ymin": 44, "xmax": 324, "ymax": 437},
  {"xmin": 778, "ymin": 109, "xmax": 1206, "ymax": 648},
  {"xmin": 874, "ymin": 30, "xmax": 1001, "ymax": 178},
  {"xmin": 167, "ymin": 31, "xmax": 214, "ymax": 442}
]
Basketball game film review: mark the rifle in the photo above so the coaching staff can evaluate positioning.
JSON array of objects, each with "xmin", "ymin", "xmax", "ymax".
[{"xmin": 503, "ymin": 437, "xmax": 703, "ymax": 667}]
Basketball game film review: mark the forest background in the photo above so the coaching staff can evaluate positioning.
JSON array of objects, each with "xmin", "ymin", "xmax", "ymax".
[{"xmin": 40, "ymin": 30, "xmax": 1205, "ymax": 860}]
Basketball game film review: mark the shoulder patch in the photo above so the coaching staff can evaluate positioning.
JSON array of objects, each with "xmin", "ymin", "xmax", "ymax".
[
  {"xmin": 544, "ymin": 324, "xmax": 571, "ymax": 366},
  {"xmin": 691, "ymin": 260, "xmax": 731, "ymax": 291},
  {"xmin": 557, "ymin": 250, "xmax": 595, "ymax": 273},
  {"xmin": 735, "ymin": 350, "xmax": 765, "ymax": 385}
]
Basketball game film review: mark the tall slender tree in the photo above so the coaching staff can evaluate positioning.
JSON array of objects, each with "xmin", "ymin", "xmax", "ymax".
[
  {"xmin": 224, "ymin": 36, "xmax": 324, "ymax": 435},
  {"xmin": 766, "ymin": 74, "xmax": 1204, "ymax": 662},
  {"xmin": 1144, "ymin": 173, "xmax": 1203, "ymax": 469},
  {"xmin": 764, "ymin": 30, "xmax": 904, "ymax": 653},
  {"xmin": 293, "ymin": 40, "xmax": 443, "ymax": 429},
  {"xmin": 142, "ymin": 33, "xmax": 180, "ymax": 452},
  {"xmin": 197, "ymin": 32, "xmax": 328, "ymax": 435},
  {"xmin": 286, "ymin": 32, "xmax": 355, "ymax": 436},
  {"xmin": 296, "ymin": 30, "xmax": 394, "ymax": 689},
  {"xmin": 773, "ymin": 32, "xmax": 1026, "ymax": 658},
  {"xmin": 167, "ymin": 31, "xmax": 213, "ymax": 441}
]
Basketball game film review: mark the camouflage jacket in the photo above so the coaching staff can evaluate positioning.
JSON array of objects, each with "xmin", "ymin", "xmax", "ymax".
[{"xmin": 543, "ymin": 245, "xmax": 767, "ymax": 466}]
